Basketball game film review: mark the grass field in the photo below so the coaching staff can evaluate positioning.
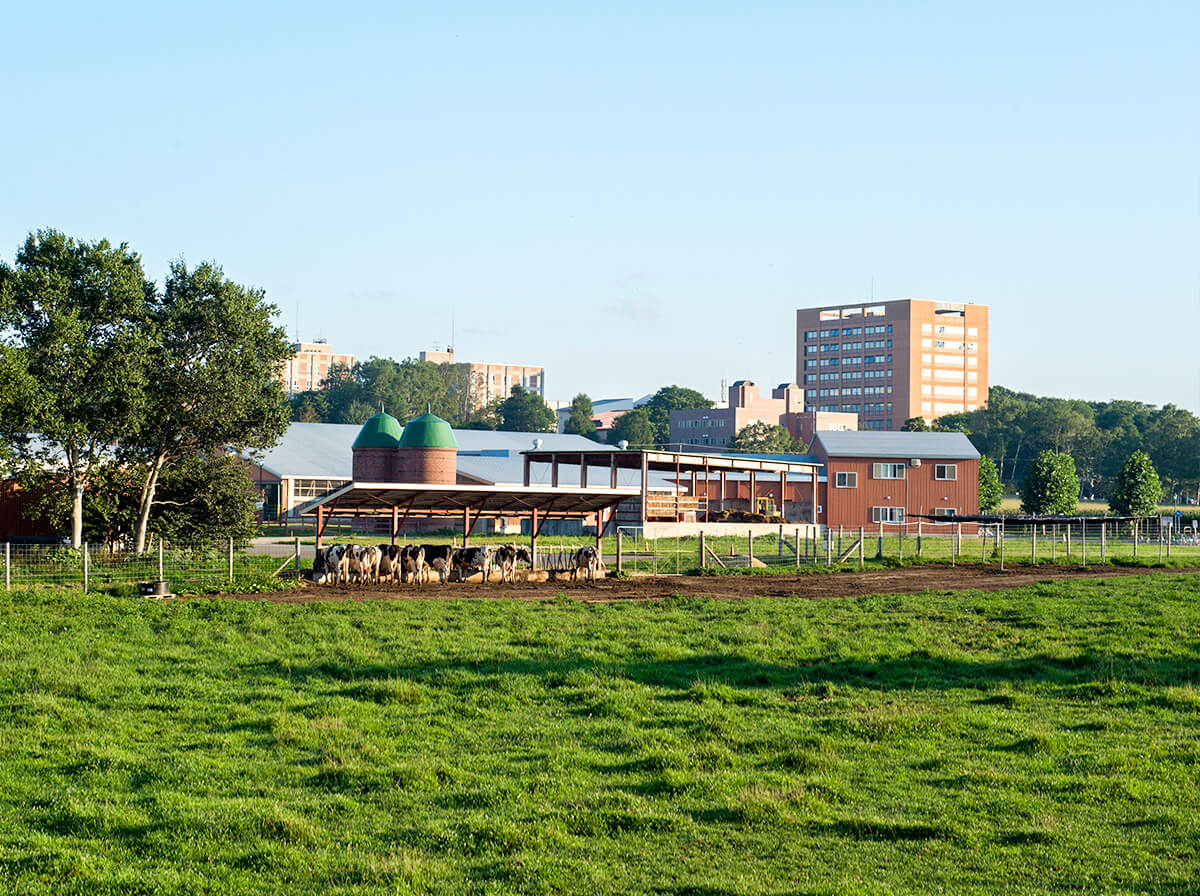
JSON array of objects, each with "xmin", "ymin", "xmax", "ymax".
[{"xmin": 2, "ymin": 576, "xmax": 1198, "ymax": 894}]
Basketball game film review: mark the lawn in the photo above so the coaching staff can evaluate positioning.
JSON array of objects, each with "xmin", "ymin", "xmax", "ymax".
[{"xmin": 1, "ymin": 576, "xmax": 1198, "ymax": 894}]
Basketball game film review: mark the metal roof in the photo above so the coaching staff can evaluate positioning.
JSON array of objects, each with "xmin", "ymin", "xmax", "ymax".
[
  {"xmin": 294, "ymin": 481, "xmax": 639, "ymax": 519},
  {"xmin": 813, "ymin": 431, "xmax": 980, "ymax": 460}
]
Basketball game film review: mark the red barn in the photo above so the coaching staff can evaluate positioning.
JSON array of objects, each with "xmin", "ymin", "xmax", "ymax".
[{"xmin": 812, "ymin": 431, "xmax": 980, "ymax": 531}]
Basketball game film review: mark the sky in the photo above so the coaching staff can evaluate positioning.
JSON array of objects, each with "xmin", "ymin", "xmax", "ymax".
[{"xmin": 2, "ymin": 1, "xmax": 1198, "ymax": 412}]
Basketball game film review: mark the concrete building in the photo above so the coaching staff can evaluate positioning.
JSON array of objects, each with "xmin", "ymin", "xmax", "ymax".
[
  {"xmin": 796, "ymin": 299, "xmax": 989, "ymax": 430},
  {"xmin": 419, "ymin": 348, "xmax": 545, "ymax": 411},
  {"xmin": 669, "ymin": 380, "xmax": 856, "ymax": 449},
  {"xmin": 279, "ymin": 341, "xmax": 356, "ymax": 396}
]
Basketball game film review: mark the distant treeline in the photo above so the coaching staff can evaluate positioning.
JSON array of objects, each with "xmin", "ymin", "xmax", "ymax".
[{"xmin": 933, "ymin": 386, "xmax": 1199, "ymax": 498}]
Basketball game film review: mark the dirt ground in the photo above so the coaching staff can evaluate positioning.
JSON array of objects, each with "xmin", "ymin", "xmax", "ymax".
[{"xmin": 213, "ymin": 563, "xmax": 1200, "ymax": 604}]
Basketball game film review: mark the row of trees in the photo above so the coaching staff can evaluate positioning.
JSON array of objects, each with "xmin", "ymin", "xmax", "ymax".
[
  {"xmin": 928, "ymin": 386, "xmax": 1198, "ymax": 499},
  {"xmin": 0, "ymin": 230, "xmax": 291, "ymax": 548},
  {"xmin": 975, "ymin": 448, "xmax": 1166, "ymax": 517}
]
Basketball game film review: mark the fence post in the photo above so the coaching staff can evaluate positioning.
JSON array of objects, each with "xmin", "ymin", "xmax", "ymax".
[
  {"xmin": 795, "ymin": 529, "xmax": 801, "ymax": 569},
  {"xmin": 295, "ymin": 537, "xmax": 301, "ymax": 579},
  {"xmin": 825, "ymin": 528, "xmax": 832, "ymax": 566},
  {"xmin": 1100, "ymin": 523, "xmax": 1106, "ymax": 563},
  {"xmin": 4, "ymin": 542, "xmax": 8, "ymax": 592},
  {"xmin": 1081, "ymin": 521, "xmax": 1087, "ymax": 566},
  {"xmin": 1000, "ymin": 518, "xmax": 1005, "ymax": 570},
  {"xmin": 617, "ymin": 531, "xmax": 623, "ymax": 573},
  {"xmin": 228, "ymin": 536, "xmax": 234, "ymax": 584},
  {"xmin": 778, "ymin": 524, "xmax": 783, "ymax": 562},
  {"xmin": 877, "ymin": 522, "xmax": 884, "ymax": 559},
  {"xmin": 858, "ymin": 527, "xmax": 864, "ymax": 569},
  {"xmin": 917, "ymin": 521, "xmax": 922, "ymax": 558},
  {"xmin": 952, "ymin": 522, "xmax": 957, "ymax": 566},
  {"xmin": 158, "ymin": 540, "xmax": 164, "ymax": 581},
  {"xmin": 1158, "ymin": 521, "xmax": 1163, "ymax": 564},
  {"xmin": 83, "ymin": 543, "xmax": 89, "ymax": 594},
  {"xmin": 898, "ymin": 523, "xmax": 903, "ymax": 562},
  {"xmin": 1031, "ymin": 522, "xmax": 1037, "ymax": 566},
  {"xmin": 1051, "ymin": 525, "xmax": 1056, "ymax": 562},
  {"xmin": 699, "ymin": 531, "xmax": 706, "ymax": 570},
  {"xmin": 748, "ymin": 530, "xmax": 754, "ymax": 566},
  {"xmin": 1066, "ymin": 524, "xmax": 1071, "ymax": 561},
  {"xmin": 1133, "ymin": 519, "xmax": 1138, "ymax": 559},
  {"xmin": 838, "ymin": 525, "xmax": 844, "ymax": 560}
]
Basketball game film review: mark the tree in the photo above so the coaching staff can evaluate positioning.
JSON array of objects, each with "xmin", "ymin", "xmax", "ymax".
[
  {"xmin": 1020, "ymin": 450, "xmax": 1079, "ymax": 515},
  {"xmin": 728, "ymin": 422, "xmax": 799, "ymax": 454},
  {"xmin": 0, "ymin": 229, "xmax": 153, "ymax": 547},
  {"xmin": 151, "ymin": 453, "xmax": 260, "ymax": 546},
  {"xmin": 978, "ymin": 455, "xmax": 1002, "ymax": 513},
  {"xmin": 901, "ymin": 416, "xmax": 931, "ymax": 432},
  {"xmin": 564, "ymin": 394, "xmax": 597, "ymax": 439},
  {"xmin": 497, "ymin": 385, "xmax": 556, "ymax": 432},
  {"xmin": 125, "ymin": 260, "xmax": 292, "ymax": 553},
  {"xmin": 1108, "ymin": 450, "xmax": 1162, "ymax": 517},
  {"xmin": 607, "ymin": 408, "xmax": 655, "ymax": 448},
  {"xmin": 644, "ymin": 386, "xmax": 712, "ymax": 446}
]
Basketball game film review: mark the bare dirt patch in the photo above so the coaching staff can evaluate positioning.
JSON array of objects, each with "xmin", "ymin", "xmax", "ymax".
[{"xmin": 208, "ymin": 563, "xmax": 1200, "ymax": 604}]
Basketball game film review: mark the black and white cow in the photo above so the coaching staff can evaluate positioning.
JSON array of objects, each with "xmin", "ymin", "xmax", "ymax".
[
  {"xmin": 452, "ymin": 546, "xmax": 493, "ymax": 583},
  {"xmin": 377, "ymin": 544, "xmax": 403, "ymax": 584},
  {"xmin": 357, "ymin": 545, "xmax": 382, "ymax": 584},
  {"xmin": 570, "ymin": 546, "xmax": 602, "ymax": 583},
  {"xmin": 493, "ymin": 544, "xmax": 532, "ymax": 584},
  {"xmin": 399, "ymin": 545, "xmax": 425, "ymax": 585},
  {"xmin": 314, "ymin": 544, "xmax": 344, "ymax": 584},
  {"xmin": 420, "ymin": 545, "xmax": 454, "ymax": 584}
]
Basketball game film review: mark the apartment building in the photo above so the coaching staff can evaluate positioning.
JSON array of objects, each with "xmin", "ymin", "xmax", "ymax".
[
  {"xmin": 796, "ymin": 299, "xmax": 988, "ymax": 431},
  {"xmin": 419, "ymin": 348, "xmax": 545, "ymax": 410},
  {"xmin": 279, "ymin": 341, "xmax": 356, "ymax": 396}
]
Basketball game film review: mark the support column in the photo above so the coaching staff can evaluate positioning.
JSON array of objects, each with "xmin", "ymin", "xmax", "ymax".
[
  {"xmin": 749, "ymin": 470, "xmax": 757, "ymax": 515},
  {"xmin": 524, "ymin": 455, "xmax": 531, "ymax": 487},
  {"xmin": 463, "ymin": 507, "xmax": 471, "ymax": 546},
  {"xmin": 580, "ymin": 454, "xmax": 588, "ymax": 488},
  {"xmin": 316, "ymin": 505, "xmax": 325, "ymax": 552},
  {"xmin": 391, "ymin": 506, "xmax": 399, "ymax": 545},
  {"xmin": 610, "ymin": 453, "xmax": 618, "ymax": 488},
  {"xmin": 530, "ymin": 508, "xmax": 539, "ymax": 571}
]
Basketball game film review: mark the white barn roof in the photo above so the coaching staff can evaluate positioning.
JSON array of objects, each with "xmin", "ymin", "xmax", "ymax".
[{"xmin": 813, "ymin": 431, "xmax": 980, "ymax": 460}]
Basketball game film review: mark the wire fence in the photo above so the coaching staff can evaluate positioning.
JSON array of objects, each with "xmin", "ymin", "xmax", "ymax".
[{"xmin": 1, "ymin": 539, "xmax": 305, "ymax": 593}]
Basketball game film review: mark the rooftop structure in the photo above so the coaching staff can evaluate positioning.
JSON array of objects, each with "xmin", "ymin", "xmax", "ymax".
[
  {"xmin": 278, "ymin": 341, "xmax": 355, "ymax": 396},
  {"xmin": 419, "ymin": 347, "xmax": 545, "ymax": 410}
]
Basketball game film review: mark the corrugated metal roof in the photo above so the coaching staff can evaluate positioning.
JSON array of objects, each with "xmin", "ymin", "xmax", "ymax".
[
  {"xmin": 253, "ymin": 423, "xmax": 619, "ymax": 483},
  {"xmin": 813, "ymin": 431, "xmax": 980, "ymax": 460}
]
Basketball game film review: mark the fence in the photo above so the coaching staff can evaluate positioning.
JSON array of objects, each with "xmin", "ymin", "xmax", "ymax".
[
  {"xmin": 609, "ymin": 517, "xmax": 1200, "ymax": 575},
  {"xmin": 1, "ymin": 539, "xmax": 305, "ymax": 593}
]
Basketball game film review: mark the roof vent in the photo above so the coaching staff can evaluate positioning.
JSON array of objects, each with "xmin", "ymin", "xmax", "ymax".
[
  {"xmin": 532, "ymin": 438, "xmax": 544, "ymax": 450},
  {"xmin": 910, "ymin": 458, "xmax": 922, "ymax": 466},
  {"xmin": 617, "ymin": 440, "xmax": 629, "ymax": 451}
]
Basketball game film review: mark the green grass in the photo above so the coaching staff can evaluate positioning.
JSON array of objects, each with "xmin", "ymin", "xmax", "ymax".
[{"xmin": 2, "ymin": 576, "xmax": 1199, "ymax": 894}]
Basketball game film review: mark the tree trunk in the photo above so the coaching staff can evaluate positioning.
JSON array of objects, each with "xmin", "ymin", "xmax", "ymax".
[
  {"xmin": 71, "ymin": 479, "xmax": 84, "ymax": 549},
  {"xmin": 133, "ymin": 454, "xmax": 168, "ymax": 554}
]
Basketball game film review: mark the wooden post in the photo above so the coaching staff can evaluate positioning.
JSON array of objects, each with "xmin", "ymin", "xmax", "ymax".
[
  {"xmin": 3, "ymin": 542, "xmax": 8, "ymax": 591},
  {"xmin": 916, "ymin": 521, "xmax": 922, "ymax": 558},
  {"xmin": 1066, "ymin": 523, "xmax": 1071, "ymax": 561},
  {"xmin": 530, "ymin": 508, "xmax": 539, "ymax": 571},
  {"xmin": 616, "ymin": 529, "xmax": 623, "ymax": 573},
  {"xmin": 877, "ymin": 521, "xmax": 884, "ymax": 559},
  {"xmin": 749, "ymin": 471, "xmax": 757, "ymax": 515},
  {"xmin": 858, "ymin": 527, "xmax": 864, "ymax": 569},
  {"xmin": 1100, "ymin": 523, "xmax": 1106, "ymax": 563},
  {"xmin": 391, "ymin": 506, "xmax": 399, "ymax": 545},
  {"xmin": 228, "ymin": 536, "xmax": 234, "ymax": 583},
  {"xmin": 1133, "ymin": 519, "xmax": 1138, "ymax": 559},
  {"xmin": 825, "ymin": 528, "xmax": 832, "ymax": 565},
  {"xmin": 294, "ymin": 537, "xmax": 301, "ymax": 578},
  {"xmin": 610, "ymin": 453, "xmax": 618, "ymax": 488},
  {"xmin": 748, "ymin": 530, "xmax": 754, "ymax": 566},
  {"xmin": 796, "ymin": 528, "xmax": 801, "ymax": 568},
  {"xmin": 1051, "ymin": 525, "xmax": 1056, "ymax": 562},
  {"xmin": 838, "ymin": 524, "xmax": 844, "ymax": 560},
  {"xmin": 952, "ymin": 522, "xmax": 958, "ymax": 566},
  {"xmin": 315, "ymin": 504, "xmax": 324, "ymax": 553},
  {"xmin": 158, "ymin": 541, "xmax": 164, "ymax": 582},
  {"xmin": 1081, "ymin": 521, "xmax": 1087, "ymax": 566},
  {"xmin": 778, "ymin": 524, "xmax": 783, "ymax": 561},
  {"xmin": 524, "ymin": 454, "xmax": 531, "ymax": 487},
  {"xmin": 898, "ymin": 523, "xmax": 903, "ymax": 562},
  {"xmin": 699, "ymin": 531, "xmax": 706, "ymax": 569},
  {"xmin": 1159, "ymin": 519, "xmax": 1164, "ymax": 563},
  {"xmin": 83, "ymin": 543, "xmax": 89, "ymax": 594},
  {"xmin": 1031, "ymin": 522, "xmax": 1037, "ymax": 565}
]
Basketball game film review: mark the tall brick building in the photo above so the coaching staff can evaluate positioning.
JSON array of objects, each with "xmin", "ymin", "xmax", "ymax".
[
  {"xmin": 796, "ymin": 299, "xmax": 989, "ymax": 430},
  {"xmin": 279, "ymin": 341, "xmax": 356, "ymax": 396}
]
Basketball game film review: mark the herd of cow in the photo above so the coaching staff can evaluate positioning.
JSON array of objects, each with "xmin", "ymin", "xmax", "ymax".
[{"xmin": 312, "ymin": 542, "xmax": 604, "ymax": 586}]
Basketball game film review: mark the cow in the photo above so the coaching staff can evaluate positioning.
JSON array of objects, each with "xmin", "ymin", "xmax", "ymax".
[
  {"xmin": 570, "ymin": 546, "xmax": 602, "ymax": 583},
  {"xmin": 377, "ymin": 544, "xmax": 402, "ymax": 584},
  {"xmin": 419, "ymin": 545, "xmax": 454, "ymax": 584},
  {"xmin": 357, "ymin": 545, "xmax": 382, "ymax": 584},
  {"xmin": 493, "ymin": 544, "xmax": 532, "ymax": 584},
  {"xmin": 313, "ymin": 544, "xmax": 343, "ymax": 584},
  {"xmin": 399, "ymin": 545, "xmax": 425, "ymax": 585},
  {"xmin": 452, "ymin": 546, "xmax": 493, "ymax": 583}
]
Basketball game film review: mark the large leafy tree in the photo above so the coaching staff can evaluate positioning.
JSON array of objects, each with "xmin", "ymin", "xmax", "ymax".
[
  {"xmin": 125, "ymin": 260, "xmax": 292, "ymax": 553},
  {"xmin": 728, "ymin": 422, "xmax": 799, "ymax": 454},
  {"xmin": 607, "ymin": 408, "xmax": 655, "ymax": 448},
  {"xmin": 1108, "ymin": 450, "xmax": 1162, "ymax": 517},
  {"xmin": 978, "ymin": 455, "xmax": 1002, "ymax": 513},
  {"xmin": 1020, "ymin": 450, "xmax": 1079, "ymax": 515},
  {"xmin": 0, "ymin": 230, "xmax": 153, "ymax": 546},
  {"xmin": 563, "ymin": 394, "xmax": 597, "ymax": 439},
  {"xmin": 497, "ymin": 385, "xmax": 556, "ymax": 432},
  {"xmin": 644, "ymin": 386, "xmax": 712, "ymax": 446},
  {"xmin": 901, "ymin": 416, "xmax": 931, "ymax": 432}
]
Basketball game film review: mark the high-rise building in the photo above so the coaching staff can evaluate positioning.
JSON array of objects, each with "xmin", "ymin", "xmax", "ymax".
[
  {"xmin": 796, "ymin": 299, "xmax": 989, "ymax": 430},
  {"xmin": 279, "ymin": 341, "xmax": 356, "ymax": 396}
]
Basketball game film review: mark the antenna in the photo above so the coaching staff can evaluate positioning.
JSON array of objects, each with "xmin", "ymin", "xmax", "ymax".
[
  {"xmin": 295, "ymin": 303, "xmax": 300, "ymax": 343},
  {"xmin": 450, "ymin": 311, "xmax": 455, "ymax": 353}
]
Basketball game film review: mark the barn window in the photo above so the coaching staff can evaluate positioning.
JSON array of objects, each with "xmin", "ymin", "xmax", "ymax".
[
  {"xmin": 934, "ymin": 464, "xmax": 957, "ymax": 481},
  {"xmin": 933, "ymin": 508, "xmax": 958, "ymax": 517},
  {"xmin": 872, "ymin": 463, "xmax": 905, "ymax": 480},
  {"xmin": 871, "ymin": 506, "xmax": 904, "ymax": 523},
  {"xmin": 835, "ymin": 472, "xmax": 857, "ymax": 488}
]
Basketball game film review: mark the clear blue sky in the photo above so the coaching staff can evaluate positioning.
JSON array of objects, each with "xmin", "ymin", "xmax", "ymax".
[{"xmin": 3, "ymin": 1, "xmax": 1197, "ymax": 412}]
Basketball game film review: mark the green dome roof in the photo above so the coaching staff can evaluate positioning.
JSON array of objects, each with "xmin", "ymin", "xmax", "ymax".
[
  {"xmin": 352, "ymin": 410, "xmax": 403, "ymax": 449},
  {"xmin": 399, "ymin": 412, "xmax": 457, "ymax": 449}
]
